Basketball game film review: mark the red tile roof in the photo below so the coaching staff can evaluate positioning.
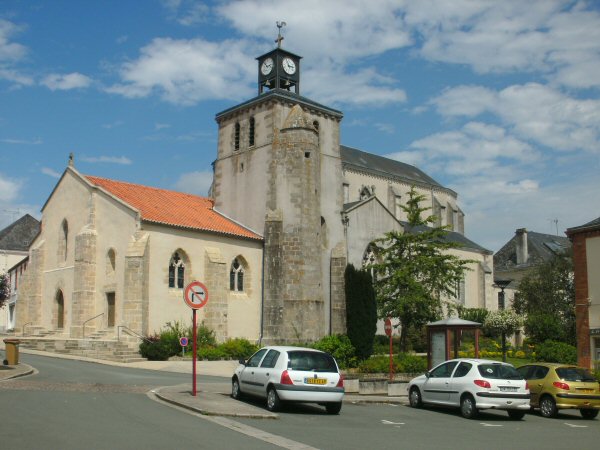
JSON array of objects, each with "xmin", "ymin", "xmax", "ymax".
[{"xmin": 85, "ymin": 175, "xmax": 261, "ymax": 241}]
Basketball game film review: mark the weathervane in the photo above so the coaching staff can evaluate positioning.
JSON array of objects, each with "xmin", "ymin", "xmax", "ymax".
[{"xmin": 275, "ymin": 21, "xmax": 286, "ymax": 48}]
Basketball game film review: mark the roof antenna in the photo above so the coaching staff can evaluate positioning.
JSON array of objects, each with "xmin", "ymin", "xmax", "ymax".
[{"xmin": 275, "ymin": 21, "xmax": 286, "ymax": 48}]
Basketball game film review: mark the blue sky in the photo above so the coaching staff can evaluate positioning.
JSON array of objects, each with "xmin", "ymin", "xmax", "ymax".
[{"xmin": 1, "ymin": 0, "xmax": 599, "ymax": 251}]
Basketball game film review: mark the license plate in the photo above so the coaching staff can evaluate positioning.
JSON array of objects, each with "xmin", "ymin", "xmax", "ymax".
[
  {"xmin": 305, "ymin": 377, "xmax": 327, "ymax": 385},
  {"xmin": 578, "ymin": 389, "xmax": 594, "ymax": 393},
  {"xmin": 500, "ymin": 386, "xmax": 518, "ymax": 392}
]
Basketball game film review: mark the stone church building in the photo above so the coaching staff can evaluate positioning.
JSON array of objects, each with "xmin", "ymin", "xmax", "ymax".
[{"xmin": 15, "ymin": 44, "xmax": 494, "ymax": 351}]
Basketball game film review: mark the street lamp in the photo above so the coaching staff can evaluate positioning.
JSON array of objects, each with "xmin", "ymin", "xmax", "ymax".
[{"xmin": 494, "ymin": 279, "xmax": 512, "ymax": 362}]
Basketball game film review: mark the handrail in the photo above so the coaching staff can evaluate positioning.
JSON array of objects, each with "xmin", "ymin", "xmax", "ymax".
[
  {"xmin": 82, "ymin": 313, "xmax": 104, "ymax": 339},
  {"xmin": 22, "ymin": 322, "xmax": 33, "ymax": 336},
  {"xmin": 118, "ymin": 325, "xmax": 153, "ymax": 344}
]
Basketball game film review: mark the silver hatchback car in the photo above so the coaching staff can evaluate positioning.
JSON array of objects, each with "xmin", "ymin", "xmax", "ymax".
[
  {"xmin": 407, "ymin": 358, "xmax": 530, "ymax": 419},
  {"xmin": 232, "ymin": 346, "xmax": 345, "ymax": 414}
]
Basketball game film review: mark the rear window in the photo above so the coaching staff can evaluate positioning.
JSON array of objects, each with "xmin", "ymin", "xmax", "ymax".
[
  {"xmin": 287, "ymin": 351, "xmax": 338, "ymax": 373},
  {"xmin": 478, "ymin": 364, "xmax": 523, "ymax": 380},
  {"xmin": 556, "ymin": 367, "xmax": 596, "ymax": 382}
]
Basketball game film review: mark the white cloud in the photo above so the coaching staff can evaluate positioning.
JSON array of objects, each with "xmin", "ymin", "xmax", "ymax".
[
  {"xmin": 155, "ymin": 123, "xmax": 171, "ymax": 130},
  {"xmin": 41, "ymin": 167, "xmax": 61, "ymax": 178},
  {"xmin": 1, "ymin": 137, "xmax": 42, "ymax": 145},
  {"xmin": 432, "ymin": 83, "xmax": 600, "ymax": 154},
  {"xmin": 174, "ymin": 170, "xmax": 213, "ymax": 196},
  {"xmin": 0, "ymin": 19, "xmax": 28, "ymax": 62},
  {"xmin": 106, "ymin": 37, "xmax": 256, "ymax": 105},
  {"xmin": 80, "ymin": 156, "xmax": 132, "ymax": 165},
  {"xmin": 41, "ymin": 72, "xmax": 92, "ymax": 91},
  {"xmin": 0, "ymin": 174, "xmax": 21, "ymax": 202},
  {"xmin": 102, "ymin": 121, "xmax": 124, "ymax": 129}
]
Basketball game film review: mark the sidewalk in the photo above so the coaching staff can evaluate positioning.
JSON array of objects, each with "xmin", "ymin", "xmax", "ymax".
[{"xmin": 1, "ymin": 345, "xmax": 408, "ymax": 418}]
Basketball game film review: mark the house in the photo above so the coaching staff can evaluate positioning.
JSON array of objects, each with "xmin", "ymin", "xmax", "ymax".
[{"xmin": 566, "ymin": 217, "xmax": 600, "ymax": 369}]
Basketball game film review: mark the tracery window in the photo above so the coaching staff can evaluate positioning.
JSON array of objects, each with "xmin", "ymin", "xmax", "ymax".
[
  {"xmin": 230, "ymin": 257, "xmax": 245, "ymax": 292},
  {"xmin": 169, "ymin": 252, "xmax": 185, "ymax": 289}
]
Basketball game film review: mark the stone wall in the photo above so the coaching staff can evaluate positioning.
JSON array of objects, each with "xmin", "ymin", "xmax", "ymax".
[
  {"xmin": 203, "ymin": 247, "xmax": 228, "ymax": 342},
  {"xmin": 70, "ymin": 227, "xmax": 97, "ymax": 337},
  {"xmin": 122, "ymin": 232, "xmax": 149, "ymax": 335}
]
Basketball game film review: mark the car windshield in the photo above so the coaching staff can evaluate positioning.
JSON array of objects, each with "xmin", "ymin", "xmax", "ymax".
[
  {"xmin": 477, "ymin": 363, "xmax": 523, "ymax": 380},
  {"xmin": 556, "ymin": 367, "xmax": 596, "ymax": 382},
  {"xmin": 287, "ymin": 351, "xmax": 338, "ymax": 373}
]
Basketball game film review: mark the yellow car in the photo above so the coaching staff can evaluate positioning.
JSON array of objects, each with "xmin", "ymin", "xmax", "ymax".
[{"xmin": 516, "ymin": 363, "xmax": 600, "ymax": 419}]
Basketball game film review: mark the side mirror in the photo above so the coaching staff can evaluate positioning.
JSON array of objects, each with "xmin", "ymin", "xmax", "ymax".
[
  {"xmin": 425, "ymin": 371, "xmax": 431, "ymax": 379},
  {"xmin": 238, "ymin": 358, "xmax": 246, "ymax": 365}
]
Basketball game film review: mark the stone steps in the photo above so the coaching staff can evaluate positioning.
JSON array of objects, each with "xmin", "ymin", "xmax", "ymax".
[{"xmin": 18, "ymin": 337, "xmax": 145, "ymax": 363}]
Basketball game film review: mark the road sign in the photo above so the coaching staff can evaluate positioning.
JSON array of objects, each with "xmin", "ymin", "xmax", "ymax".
[
  {"xmin": 179, "ymin": 337, "xmax": 189, "ymax": 347},
  {"xmin": 384, "ymin": 317, "xmax": 392, "ymax": 337},
  {"xmin": 184, "ymin": 281, "xmax": 209, "ymax": 310}
]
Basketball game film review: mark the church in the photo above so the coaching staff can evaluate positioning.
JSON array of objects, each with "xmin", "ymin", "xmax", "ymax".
[{"xmin": 14, "ymin": 41, "xmax": 494, "ymax": 354}]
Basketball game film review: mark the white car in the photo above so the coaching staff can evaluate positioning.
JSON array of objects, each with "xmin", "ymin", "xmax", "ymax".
[
  {"xmin": 232, "ymin": 346, "xmax": 345, "ymax": 414},
  {"xmin": 407, "ymin": 358, "xmax": 530, "ymax": 419}
]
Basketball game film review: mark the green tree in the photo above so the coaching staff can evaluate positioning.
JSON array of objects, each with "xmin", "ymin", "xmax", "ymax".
[
  {"xmin": 373, "ymin": 187, "xmax": 473, "ymax": 352},
  {"xmin": 513, "ymin": 252, "xmax": 575, "ymax": 345},
  {"xmin": 344, "ymin": 264, "xmax": 377, "ymax": 360},
  {"xmin": 0, "ymin": 273, "xmax": 10, "ymax": 308}
]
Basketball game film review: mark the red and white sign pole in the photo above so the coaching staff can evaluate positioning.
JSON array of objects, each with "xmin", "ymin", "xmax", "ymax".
[
  {"xmin": 385, "ymin": 317, "xmax": 393, "ymax": 382},
  {"xmin": 184, "ymin": 281, "xmax": 209, "ymax": 397}
]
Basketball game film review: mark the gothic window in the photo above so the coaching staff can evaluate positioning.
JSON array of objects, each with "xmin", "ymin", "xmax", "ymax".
[
  {"xmin": 362, "ymin": 244, "xmax": 378, "ymax": 281},
  {"xmin": 234, "ymin": 122, "xmax": 240, "ymax": 151},
  {"xmin": 58, "ymin": 219, "xmax": 68, "ymax": 262},
  {"xmin": 230, "ymin": 257, "xmax": 245, "ymax": 292},
  {"xmin": 359, "ymin": 186, "xmax": 372, "ymax": 200},
  {"xmin": 394, "ymin": 195, "xmax": 402, "ymax": 219},
  {"xmin": 169, "ymin": 252, "xmax": 185, "ymax": 289},
  {"xmin": 249, "ymin": 117, "xmax": 255, "ymax": 147},
  {"xmin": 106, "ymin": 248, "xmax": 116, "ymax": 275},
  {"xmin": 343, "ymin": 183, "xmax": 349, "ymax": 204}
]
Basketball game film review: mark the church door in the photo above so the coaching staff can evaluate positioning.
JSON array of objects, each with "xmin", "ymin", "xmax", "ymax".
[{"xmin": 106, "ymin": 293, "xmax": 115, "ymax": 328}]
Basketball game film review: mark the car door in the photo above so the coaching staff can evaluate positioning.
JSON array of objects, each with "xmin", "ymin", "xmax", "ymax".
[
  {"xmin": 528, "ymin": 365, "xmax": 549, "ymax": 406},
  {"xmin": 422, "ymin": 361, "xmax": 458, "ymax": 405},
  {"xmin": 252, "ymin": 349, "xmax": 281, "ymax": 396},
  {"xmin": 448, "ymin": 361, "xmax": 473, "ymax": 406},
  {"xmin": 239, "ymin": 348, "xmax": 268, "ymax": 395}
]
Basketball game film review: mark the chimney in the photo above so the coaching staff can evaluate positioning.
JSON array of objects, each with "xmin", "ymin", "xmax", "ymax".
[{"xmin": 515, "ymin": 228, "xmax": 528, "ymax": 265}]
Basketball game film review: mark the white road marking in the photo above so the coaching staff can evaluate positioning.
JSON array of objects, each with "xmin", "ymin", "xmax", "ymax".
[
  {"xmin": 564, "ymin": 423, "xmax": 588, "ymax": 428},
  {"xmin": 479, "ymin": 423, "xmax": 503, "ymax": 427},
  {"xmin": 382, "ymin": 419, "xmax": 405, "ymax": 425}
]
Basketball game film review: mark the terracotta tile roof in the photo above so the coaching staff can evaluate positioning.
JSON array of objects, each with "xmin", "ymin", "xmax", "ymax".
[{"xmin": 85, "ymin": 175, "xmax": 262, "ymax": 241}]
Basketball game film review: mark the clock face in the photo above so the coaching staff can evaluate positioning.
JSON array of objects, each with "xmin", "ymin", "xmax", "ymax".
[
  {"xmin": 261, "ymin": 57, "xmax": 274, "ymax": 76},
  {"xmin": 282, "ymin": 57, "xmax": 296, "ymax": 75}
]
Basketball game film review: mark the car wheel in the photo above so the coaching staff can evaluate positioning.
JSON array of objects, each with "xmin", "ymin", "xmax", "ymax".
[
  {"xmin": 460, "ymin": 395, "xmax": 478, "ymax": 419},
  {"xmin": 507, "ymin": 410, "xmax": 525, "ymax": 420},
  {"xmin": 325, "ymin": 402, "xmax": 342, "ymax": 415},
  {"xmin": 580, "ymin": 409, "xmax": 599, "ymax": 420},
  {"xmin": 231, "ymin": 378, "xmax": 243, "ymax": 400},
  {"xmin": 409, "ymin": 387, "xmax": 423, "ymax": 408},
  {"xmin": 539, "ymin": 395, "xmax": 558, "ymax": 418},
  {"xmin": 266, "ymin": 387, "xmax": 281, "ymax": 412}
]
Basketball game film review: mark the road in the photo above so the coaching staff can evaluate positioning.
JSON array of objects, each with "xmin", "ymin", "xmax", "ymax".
[{"xmin": 1, "ymin": 353, "xmax": 599, "ymax": 449}]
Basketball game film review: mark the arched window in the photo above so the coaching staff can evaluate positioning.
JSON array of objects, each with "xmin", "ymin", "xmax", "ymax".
[
  {"xmin": 106, "ymin": 248, "xmax": 116, "ymax": 275},
  {"xmin": 234, "ymin": 122, "xmax": 240, "ymax": 151},
  {"xmin": 168, "ymin": 252, "xmax": 185, "ymax": 289},
  {"xmin": 362, "ymin": 244, "xmax": 378, "ymax": 281},
  {"xmin": 230, "ymin": 257, "xmax": 245, "ymax": 292},
  {"xmin": 55, "ymin": 290, "xmax": 65, "ymax": 329},
  {"xmin": 59, "ymin": 219, "xmax": 68, "ymax": 261},
  {"xmin": 249, "ymin": 117, "xmax": 255, "ymax": 147}
]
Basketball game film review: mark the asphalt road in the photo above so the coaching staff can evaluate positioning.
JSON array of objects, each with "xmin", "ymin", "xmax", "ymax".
[{"xmin": 1, "ymin": 353, "xmax": 599, "ymax": 450}]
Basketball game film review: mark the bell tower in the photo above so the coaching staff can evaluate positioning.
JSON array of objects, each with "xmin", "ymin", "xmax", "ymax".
[
  {"xmin": 257, "ymin": 21, "xmax": 301, "ymax": 94},
  {"xmin": 212, "ymin": 23, "xmax": 346, "ymax": 343}
]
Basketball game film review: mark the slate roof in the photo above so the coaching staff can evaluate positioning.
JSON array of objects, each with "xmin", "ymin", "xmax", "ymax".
[
  {"xmin": 402, "ymin": 222, "xmax": 492, "ymax": 254},
  {"xmin": 341, "ymin": 145, "xmax": 453, "ymax": 193},
  {"xmin": 0, "ymin": 214, "xmax": 40, "ymax": 251},
  {"xmin": 494, "ymin": 230, "xmax": 571, "ymax": 271},
  {"xmin": 566, "ymin": 216, "xmax": 600, "ymax": 234},
  {"xmin": 85, "ymin": 176, "xmax": 262, "ymax": 241}
]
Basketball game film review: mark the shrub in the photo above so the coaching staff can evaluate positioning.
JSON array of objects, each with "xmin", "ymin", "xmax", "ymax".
[
  {"xmin": 525, "ymin": 313, "xmax": 566, "ymax": 345},
  {"xmin": 139, "ymin": 334, "xmax": 171, "ymax": 361},
  {"xmin": 535, "ymin": 340, "xmax": 577, "ymax": 364},
  {"xmin": 198, "ymin": 346, "xmax": 227, "ymax": 360},
  {"xmin": 397, "ymin": 353, "xmax": 427, "ymax": 373},
  {"xmin": 345, "ymin": 264, "xmax": 377, "ymax": 360},
  {"xmin": 311, "ymin": 334, "xmax": 357, "ymax": 369},
  {"xmin": 219, "ymin": 338, "xmax": 259, "ymax": 359},
  {"xmin": 358, "ymin": 356, "xmax": 400, "ymax": 373}
]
